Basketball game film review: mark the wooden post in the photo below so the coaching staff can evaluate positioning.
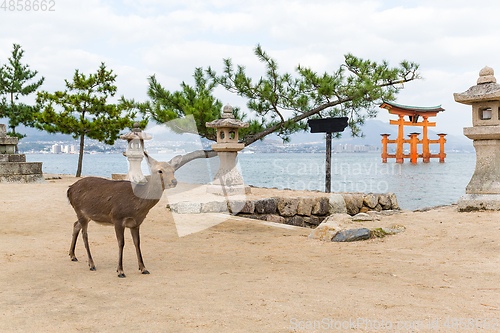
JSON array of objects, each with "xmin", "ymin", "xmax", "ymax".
[
  {"xmin": 325, "ymin": 132, "xmax": 331, "ymax": 193},
  {"xmin": 438, "ymin": 134, "xmax": 446, "ymax": 163},
  {"xmin": 422, "ymin": 116, "xmax": 430, "ymax": 162},
  {"xmin": 409, "ymin": 132, "xmax": 419, "ymax": 163},
  {"xmin": 381, "ymin": 134, "xmax": 389, "ymax": 163},
  {"xmin": 396, "ymin": 115, "xmax": 405, "ymax": 163}
]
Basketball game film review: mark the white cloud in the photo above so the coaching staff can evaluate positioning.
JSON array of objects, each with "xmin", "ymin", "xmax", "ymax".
[{"xmin": 1, "ymin": 0, "xmax": 500, "ymax": 136}]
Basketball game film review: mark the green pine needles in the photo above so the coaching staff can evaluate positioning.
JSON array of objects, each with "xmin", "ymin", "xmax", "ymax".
[
  {"xmin": 36, "ymin": 63, "xmax": 141, "ymax": 177},
  {"xmin": 0, "ymin": 44, "xmax": 45, "ymax": 142},
  {"xmin": 140, "ymin": 45, "xmax": 420, "ymax": 146}
]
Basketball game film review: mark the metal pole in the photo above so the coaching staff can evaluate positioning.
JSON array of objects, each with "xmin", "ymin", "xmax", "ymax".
[{"xmin": 325, "ymin": 132, "xmax": 331, "ymax": 193}]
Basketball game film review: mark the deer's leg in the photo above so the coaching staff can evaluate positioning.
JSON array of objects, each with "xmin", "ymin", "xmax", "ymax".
[
  {"xmin": 130, "ymin": 226, "xmax": 149, "ymax": 274},
  {"xmin": 69, "ymin": 221, "xmax": 81, "ymax": 261},
  {"xmin": 80, "ymin": 220, "xmax": 96, "ymax": 271},
  {"xmin": 115, "ymin": 223, "xmax": 126, "ymax": 278}
]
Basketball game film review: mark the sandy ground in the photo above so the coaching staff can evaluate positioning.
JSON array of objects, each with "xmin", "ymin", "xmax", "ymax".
[{"xmin": 1, "ymin": 174, "xmax": 500, "ymax": 332}]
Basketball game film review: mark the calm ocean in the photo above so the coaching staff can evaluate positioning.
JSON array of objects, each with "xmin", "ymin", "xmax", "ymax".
[{"xmin": 27, "ymin": 152, "xmax": 476, "ymax": 211}]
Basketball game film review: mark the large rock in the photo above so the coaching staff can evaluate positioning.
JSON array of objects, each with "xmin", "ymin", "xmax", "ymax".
[
  {"xmin": 381, "ymin": 224, "xmax": 406, "ymax": 234},
  {"xmin": 378, "ymin": 194, "xmax": 392, "ymax": 209},
  {"xmin": 371, "ymin": 224, "xmax": 406, "ymax": 237},
  {"xmin": 352, "ymin": 213, "xmax": 373, "ymax": 221},
  {"xmin": 264, "ymin": 214, "xmax": 286, "ymax": 223},
  {"xmin": 329, "ymin": 194, "xmax": 347, "ymax": 214},
  {"xmin": 308, "ymin": 220, "xmax": 342, "ymax": 241},
  {"xmin": 341, "ymin": 193, "xmax": 363, "ymax": 215},
  {"xmin": 324, "ymin": 213, "xmax": 352, "ymax": 224},
  {"xmin": 170, "ymin": 201, "xmax": 202, "ymax": 214},
  {"xmin": 388, "ymin": 193, "xmax": 399, "ymax": 210},
  {"xmin": 228, "ymin": 200, "xmax": 254, "ymax": 214},
  {"xmin": 332, "ymin": 228, "xmax": 371, "ymax": 242},
  {"xmin": 254, "ymin": 198, "xmax": 277, "ymax": 214},
  {"xmin": 363, "ymin": 193, "xmax": 379, "ymax": 209},
  {"xmin": 277, "ymin": 197, "xmax": 299, "ymax": 217},
  {"xmin": 287, "ymin": 215, "xmax": 304, "ymax": 227},
  {"xmin": 201, "ymin": 201, "xmax": 228, "ymax": 213},
  {"xmin": 303, "ymin": 216, "xmax": 321, "ymax": 226},
  {"xmin": 297, "ymin": 197, "xmax": 315, "ymax": 216},
  {"xmin": 312, "ymin": 197, "xmax": 329, "ymax": 215}
]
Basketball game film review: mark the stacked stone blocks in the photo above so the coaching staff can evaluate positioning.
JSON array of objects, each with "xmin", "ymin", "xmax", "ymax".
[
  {"xmin": 0, "ymin": 124, "xmax": 44, "ymax": 183},
  {"xmin": 168, "ymin": 192, "xmax": 399, "ymax": 228}
]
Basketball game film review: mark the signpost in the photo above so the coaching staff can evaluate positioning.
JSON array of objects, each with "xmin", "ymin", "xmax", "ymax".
[{"xmin": 307, "ymin": 117, "xmax": 349, "ymax": 193}]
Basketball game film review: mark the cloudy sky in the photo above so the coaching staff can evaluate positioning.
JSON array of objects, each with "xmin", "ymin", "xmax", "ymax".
[{"xmin": 1, "ymin": 0, "xmax": 499, "ymax": 137}]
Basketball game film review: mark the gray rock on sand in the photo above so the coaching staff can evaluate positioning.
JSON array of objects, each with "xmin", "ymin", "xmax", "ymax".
[{"xmin": 332, "ymin": 228, "xmax": 371, "ymax": 242}]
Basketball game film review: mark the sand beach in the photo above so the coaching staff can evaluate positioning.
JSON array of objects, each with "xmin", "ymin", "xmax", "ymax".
[{"xmin": 1, "ymin": 175, "xmax": 499, "ymax": 332}]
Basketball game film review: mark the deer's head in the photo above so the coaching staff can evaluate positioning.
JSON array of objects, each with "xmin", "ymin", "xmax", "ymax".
[{"xmin": 144, "ymin": 152, "xmax": 177, "ymax": 190}]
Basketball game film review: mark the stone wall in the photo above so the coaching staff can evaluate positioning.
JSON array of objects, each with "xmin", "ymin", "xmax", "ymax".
[{"xmin": 168, "ymin": 192, "xmax": 399, "ymax": 229}]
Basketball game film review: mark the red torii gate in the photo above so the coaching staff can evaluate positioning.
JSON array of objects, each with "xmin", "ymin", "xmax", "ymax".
[{"xmin": 380, "ymin": 102, "xmax": 446, "ymax": 163}]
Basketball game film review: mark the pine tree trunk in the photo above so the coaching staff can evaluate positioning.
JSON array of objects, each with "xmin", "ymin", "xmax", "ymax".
[{"xmin": 76, "ymin": 133, "xmax": 85, "ymax": 177}]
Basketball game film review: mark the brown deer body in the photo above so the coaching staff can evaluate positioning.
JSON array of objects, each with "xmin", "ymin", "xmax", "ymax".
[{"xmin": 67, "ymin": 153, "xmax": 177, "ymax": 277}]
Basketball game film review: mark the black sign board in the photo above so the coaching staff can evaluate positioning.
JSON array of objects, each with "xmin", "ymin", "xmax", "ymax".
[
  {"xmin": 307, "ymin": 117, "xmax": 348, "ymax": 133},
  {"xmin": 307, "ymin": 117, "xmax": 349, "ymax": 193}
]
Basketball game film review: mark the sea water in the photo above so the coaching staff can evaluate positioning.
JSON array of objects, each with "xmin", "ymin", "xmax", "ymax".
[{"xmin": 27, "ymin": 152, "xmax": 475, "ymax": 211}]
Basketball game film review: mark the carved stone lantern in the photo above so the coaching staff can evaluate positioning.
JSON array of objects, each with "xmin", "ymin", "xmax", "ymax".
[
  {"xmin": 454, "ymin": 66, "xmax": 500, "ymax": 210},
  {"xmin": 120, "ymin": 123, "xmax": 152, "ymax": 184},
  {"xmin": 206, "ymin": 104, "xmax": 250, "ymax": 195}
]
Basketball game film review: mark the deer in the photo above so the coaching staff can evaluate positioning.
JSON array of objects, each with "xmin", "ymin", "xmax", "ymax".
[{"xmin": 67, "ymin": 152, "xmax": 178, "ymax": 278}]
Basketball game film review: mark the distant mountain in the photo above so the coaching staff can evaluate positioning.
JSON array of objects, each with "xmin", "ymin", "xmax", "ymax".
[
  {"xmin": 265, "ymin": 119, "xmax": 474, "ymax": 152},
  {"xmin": 3, "ymin": 118, "xmax": 474, "ymax": 152},
  {"xmin": 0, "ymin": 120, "xmax": 75, "ymax": 142}
]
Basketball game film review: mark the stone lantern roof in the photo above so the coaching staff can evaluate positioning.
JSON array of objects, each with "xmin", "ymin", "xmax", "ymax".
[
  {"xmin": 120, "ymin": 123, "xmax": 152, "ymax": 141},
  {"xmin": 206, "ymin": 104, "xmax": 249, "ymax": 129},
  {"xmin": 454, "ymin": 66, "xmax": 500, "ymax": 105}
]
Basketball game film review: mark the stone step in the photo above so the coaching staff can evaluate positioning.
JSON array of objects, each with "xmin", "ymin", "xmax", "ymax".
[
  {"xmin": 0, "ymin": 162, "xmax": 42, "ymax": 175},
  {"xmin": 0, "ymin": 174, "xmax": 45, "ymax": 183},
  {"xmin": 0, "ymin": 154, "xmax": 26, "ymax": 162}
]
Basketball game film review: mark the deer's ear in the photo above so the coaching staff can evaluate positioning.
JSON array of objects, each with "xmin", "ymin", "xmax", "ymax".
[
  {"xmin": 168, "ymin": 155, "xmax": 183, "ymax": 171},
  {"xmin": 144, "ymin": 152, "xmax": 158, "ymax": 166}
]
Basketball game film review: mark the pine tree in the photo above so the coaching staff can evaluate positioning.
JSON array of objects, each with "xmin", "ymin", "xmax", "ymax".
[
  {"xmin": 36, "ymin": 63, "xmax": 143, "ymax": 177},
  {"xmin": 207, "ymin": 45, "xmax": 421, "ymax": 145},
  {"xmin": 122, "ymin": 46, "xmax": 421, "ymax": 169},
  {"xmin": 143, "ymin": 45, "xmax": 420, "ymax": 146},
  {"xmin": 0, "ymin": 44, "xmax": 45, "ymax": 144}
]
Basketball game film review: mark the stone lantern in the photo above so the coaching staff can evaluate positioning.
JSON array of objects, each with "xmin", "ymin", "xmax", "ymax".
[
  {"xmin": 206, "ymin": 104, "xmax": 251, "ymax": 195},
  {"xmin": 120, "ymin": 123, "xmax": 152, "ymax": 184},
  {"xmin": 454, "ymin": 66, "xmax": 500, "ymax": 210}
]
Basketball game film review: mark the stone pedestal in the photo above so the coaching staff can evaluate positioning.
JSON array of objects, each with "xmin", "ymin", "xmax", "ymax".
[
  {"xmin": 0, "ymin": 124, "xmax": 44, "ymax": 183},
  {"xmin": 454, "ymin": 66, "xmax": 500, "ymax": 211},
  {"xmin": 206, "ymin": 151, "xmax": 251, "ymax": 195},
  {"xmin": 463, "ymin": 128, "xmax": 500, "ymax": 194},
  {"xmin": 457, "ymin": 194, "xmax": 500, "ymax": 211},
  {"xmin": 125, "ymin": 152, "xmax": 147, "ymax": 183}
]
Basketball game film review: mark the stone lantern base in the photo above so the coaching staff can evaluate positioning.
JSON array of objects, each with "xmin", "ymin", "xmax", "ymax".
[
  {"xmin": 458, "ymin": 194, "xmax": 500, "ymax": 211},
  {"xmin": 457, "ymin": 126, "xmax": 500, "ymax": 211},
  {"xmin": 206, "ymin": 151, "xmax": 251, "ymax": 196}
]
